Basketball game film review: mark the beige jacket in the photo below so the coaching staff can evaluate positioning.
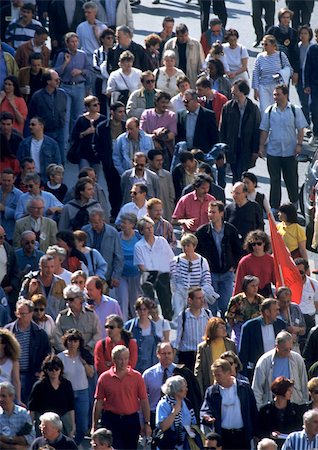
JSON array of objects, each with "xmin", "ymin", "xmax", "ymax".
[{"xmin": 13, "ymin": 216, "xmax": 57, "ymax": 252}]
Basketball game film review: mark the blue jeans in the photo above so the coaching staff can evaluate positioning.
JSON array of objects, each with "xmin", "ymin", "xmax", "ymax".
[
  {"xmin": 210, "ymin": 271, "xmax": 234, "ymax": 317},
  {"xmin": 62, "ymin": 83, "xmax": 86, "ymax": 151},
  {"xmin": 74, "ymin": 388, "xmax": 89, "ymax": 444}
]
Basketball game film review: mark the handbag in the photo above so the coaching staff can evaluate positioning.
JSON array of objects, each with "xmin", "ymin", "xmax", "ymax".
[
  {"xmin": 152, "ymin": 427, "xmax": 178, "ymax": 449},
  {"xmin": 110, "ymin": 72, "xmax": 131, "ymax": 106}
]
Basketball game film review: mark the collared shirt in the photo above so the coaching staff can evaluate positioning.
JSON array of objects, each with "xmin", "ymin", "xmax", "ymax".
[
  {"xmin": 153, "ymin": 217, "xmax": 177, "ymax": 250},
  {"xmin": 186, "ymin": 106, "xmax": 200, "ymax": 149},
  {"xmin": 30, "ymin": 216, "xmax": 41, "ymax": 233},
  {"xmin": 282, "ymin": 430, "xmax": 318, "ymax": 450},
  {"xmin": 76, "ymin": 20, "xmax": 107, "ymax": 61},
  {"xmin": 143, "ymin": 362, "xmax": 176, "ymax": 411},
  {"xmin": 15, "ymin": 191, "xmax": 63, "ymax": 220},
  {"xmin": 260, "ymin": 102, "xmax": 308, "ymax": 157},
  {"xmin": 261, "ymin": 320, "xmax": 275, "ymax": 353},
  {"xmin": 134, "ymin": 236, "xmax": 175, "ymax": 273},
  {"xmin": 172, "ymin": 191, "xmax": 216, "ymax": 232},
  {"xmin": 211, "ymin": 222, "xmax": 224, "ymax": 264},
  {"xmin": 92, "ymin": 295, "xmax": 123, "ymax": 338},
  {"xmin": 299, "ymin": 276, "xmax": 318, "ymax": 316},
  {"xmin": 30, "ymin": 137, "xmax": 43, "ymax": 172},
  {"xmin": 15, "ymin": 248, "xmax": 44, "ymax": 272},
  {"xmin": 130, "ymin": 167, "xmax": 148, "ymax": 185},
  {"xmin": 140, "ymin": 108, "xmax": 177, "ymax": 135},
  {"xmin": 115, "ymin": 201, "xmax": 148, "ymax": 225},
  {"xmin": 174, "ymin": 307, "xmax": 212, "ymax": 351},
  {"xmin": 93, "ymin": 225, "xmax": 105, "ymax": 252},
  {"xmin": 219, "ymin": 379, "xmax": 244, "ymax": 430},
  {"xmin": 0, "ymin": 405, "xmax": 35, "ymax": 444},
  {"xmin": 55, "ymin": 49, "xmax": 90, "ymax": 83}
]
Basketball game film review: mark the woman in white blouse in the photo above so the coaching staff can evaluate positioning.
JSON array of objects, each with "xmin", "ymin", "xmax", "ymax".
[
  {"xmin": 106, "ymin": 50, "xmax": 141, "ymax": 105},
  {"xmin": 154, "ymin": 50, "xmax": 185, "ymax": 97},
  {"xmin": 223, "ymin": 29, "xmax": 249, "ymax": 83}
]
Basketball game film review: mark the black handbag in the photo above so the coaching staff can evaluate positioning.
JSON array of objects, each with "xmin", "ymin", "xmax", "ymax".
[{"xmin": 152, "ymin": 427, "xmax": 178, "ymax": 450}]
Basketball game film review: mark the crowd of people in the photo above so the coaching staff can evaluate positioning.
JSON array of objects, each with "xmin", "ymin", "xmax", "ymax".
[{"xmin": 1, "ymin": 0, "xmax": 318, "ymax": 449}]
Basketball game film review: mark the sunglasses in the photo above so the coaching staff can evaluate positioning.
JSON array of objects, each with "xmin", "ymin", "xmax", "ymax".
[
  {"xmin": 34, "ymin": 307, "xmax": 45, "ymax": 312},
  {"xmin": 29, "ymin": 123, "xmax": 38, "ymax": 126},
  {"xmin": 47, "ymin": 366, "xmax": 61, "ymax": 371},
  {"xmin": 105, "ymin": 324, "xmax": 115, "ymax": 329},
  {"xmin": 251, "ymin": 242, "xmax": 263, "ymax": 247},
  {"xmin": 67, "ymin": 298, "xmax": 76, "ymax": 302},
  {"xmin": 26, "ymin": 184, "xmax": 35, "ymax": 188},
  {"xmin": 130, "ymin": 191, "xmax": 139, "ymax": 195},
  {"xmin": 144, "ymin": 79, "xmax": 155, "ymax": 84}
]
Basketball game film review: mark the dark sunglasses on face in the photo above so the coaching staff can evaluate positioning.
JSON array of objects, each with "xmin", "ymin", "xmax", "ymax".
[
  {"xmin": 34, "ymin": 307, "xmax": 45, "ymax": 312},
  {"xmin": 47, "ymin": 365, "xmax": 60, "ymax": 371},
  {"xmin": 144, "ymin": 79, "xmax": 155, "ymax": 84},
  {"xmin": 26, "ymin": 184, "xmax": 34, "ymax": 188},
  {"xmin": 251, "ymin": 241, "xmax": 263, "ymax": 247},
  {"xmin": 105, "ymin": 324, "xmax": 115, "ymax": 329}
]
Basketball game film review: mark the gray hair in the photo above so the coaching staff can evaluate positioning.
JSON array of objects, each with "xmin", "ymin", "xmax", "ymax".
[
  {"xmin": 63, "ymin": 284, "xmax": 84, "ymax": 300},
  {"xmin": 120, "ymin": 213, "xmax": 138, "ymax": 226},
  {"xmin": 304, "ymin": 409, "xmax": 318, "ymax": 425},
  {"xmin": 21, "ymin": 230, "xmax": 36, "ymax": 242},
  {"xmin": 161, "ymin": 375, "xmax": 186, "ymax": 397},
  {"xmin": 16, "ymin": 298, "xmax": 34, "ymax": 313},
  {"xmin": 46, "ymin": 245, "xmax": 66, "ymax": 262},
  {"xmin": 112, "ymin": 344, "xmax": 129, "ymax": 361},
  {"xmin": 91, "ymin": 428, "xmax": 113, "ymax": 446},
  {"xmin": 275, "ymin": 330, "xmax": 293, "ymax": 346},
  {"xmin": 39, "ymin": 412, "xmax": 63, "ymax": 431},
  {"xmin": 257, "ymin": 438, "xmax": 277, "ymax": 450},
  {"xmin": 89, "ymin": 208, "xmax": 106, "ymax": 221},
  {"xmin": 39, "ymin": 254, "xmax": 54, "ymax": 268},
  {"xmin": 116, "ymin": 25, "xmax": 133, "ymax": 37},
  {"xmin": 83, "ymin": 1, "xmax": 97, "ymax": 10},
  {"xmin": 137, "ymin": 216, "xmax": 154, "ymax": 234},
  {"xmin": 163, "ymin": 49, "xmax": 176, "ymax": 60},
  {"xmin": 24, "ymin": 173, "xmax": 41, "ymax": 185},
  {"xmin": 0, "ymin": 381, "xmax": 15, "ymax": 397},
  {"xmin": 26, "ymin": 195, "xmax": 44, "ymax": 213}
]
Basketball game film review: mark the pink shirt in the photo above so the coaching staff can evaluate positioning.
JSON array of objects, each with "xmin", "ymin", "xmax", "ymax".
[
  {"xmin": 140, "ymin": 108, "xmax": 177, "ymax": 135},
  {"xmin": 172, "ymin": 191, "xmax": 215, "ymax": 232}
]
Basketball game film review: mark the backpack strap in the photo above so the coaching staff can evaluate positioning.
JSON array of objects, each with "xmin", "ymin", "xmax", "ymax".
[
  {"xmin": 101, "ymin": 338, "xmax": 106, "ymax": 358},
  {"xmin": 180, "ymin": 308, "xmax": 187, "ymax": 342}
]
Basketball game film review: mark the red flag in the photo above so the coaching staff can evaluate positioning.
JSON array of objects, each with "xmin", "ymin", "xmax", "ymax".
[{"xmin": 268, "ymin": 213, "xmax": 303, "ymax": 303}]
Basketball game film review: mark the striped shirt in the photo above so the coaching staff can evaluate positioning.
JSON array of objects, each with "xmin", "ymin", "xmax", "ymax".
[
  {"xmin": 282, "ymin": 430, "xmax": 318, "ymax": 450},
  {"xmin": 170, "ymin": 255, "xmax": 212, "ymax": 290},
  {"xmin": 14, "ymin": 325, "xmax": 31, "ymax": 371},
  {"xmin": 174, "ymin": 308, "xmax": 212, "ymax": 351},
  {"xmin": 252, "ymin": 51, "xmax": 291, "ymax": 89},
  {"xmin": 5, "ymin": 18, "xmax": 42, "ymax": 49}
]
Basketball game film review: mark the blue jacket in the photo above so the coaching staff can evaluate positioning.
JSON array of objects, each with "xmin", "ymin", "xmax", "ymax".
[
  {"xmin": 17, "ymin": 135, "xmax": 61, "ymax": 182},
  {"xmin": 0, "ymin": 186, "xmax": 22, "ymax": 240},
  {"xmin": 200, "ymin": 378, "xmax": 258, "ymax": 441},
  {"xmin": 112, "ymin": 130, "xmax": 154, "ymax": 175},
  {"xmin": 239, "ymin": 316, "xmax": 286, "ymax": 377}
]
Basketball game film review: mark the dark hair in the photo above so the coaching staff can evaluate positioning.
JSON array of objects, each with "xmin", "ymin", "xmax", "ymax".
[
  {"xmin": 144, "ymin": 33, "xmax": 161, "ymax": 48},
  {"xmin": 132, "ymin": 182, "xmax": 148, "ymax": 195},
  {"xmin": 198, "ymin": 162, "xmax": 213, "ymax": 176},
  {"xmin": 110, "ymin": 101, "xmax": 125, "ymax": 112},
  {"xmin": 0, "ymin": 112, "xmax": 14, "ymax": 122},
  {"xmin": 225, "ymin": 28, "xmax": 239, "ymax": 39},
  {"xmin": 209, "ymin": 17, "xmax": 222, "ymax": 27},
  {"xmin": 99, "ymin": 27, "xmax": 115, "ymax": 44},
  {"xmin": 244, "ymin": 230, "xmax": 271, "ymax": 253},
  {"xmin": 141, "ymin": 70, "xmax": 155, "ymax": 83},
  {"xmin": 278, "ymin": 202, "xmax": 298, "ymax": 223},
  {"xmin": 176, "ymin": 23, "xmax": 188, "ymax": 35},
  {"xmin": 29, "ymin": 52, "xmax": 43, "ymax": 64},
  {"xmin": 116, "ymin": 25, "xmax": 133, "ymax": 37},
  {"xmin": 241, "ymin": 171, "xmax": 258, "ymax": 186},
  {"xmin": 4, "ymin": 76, "xmax": 21, "ymax": 97},
  {"xmin": 1, "ymin": 168, "xmax": 15, "ymax": 176},
  {"xmin": 271, "ymin": 376, "xmax": 294, "ymax": 396},
  {"xmin": 205, "ymin": 432, "xmax": 222, "ymax": 447},
  {"xmin": 193, "ymin": 173, "xmax": 212, "ymax": 189},
  {"xmin": 162, "ymin": 16, "xmax": 174, "ymax": 26},
  {"xmin": 154, "ymin": 91, "xmax": 171, "ymax": 104},
  {"xmin": 179, "ymin": 151, "xmax": 194, "ymax": 163},
  {"xmin": 62, "ymin": 328, "xmax": 85, "ymax": 350},
  {"xmin": 196, "ymin": 77, "xmax": 211, "ymax": 89},
  {"xmin": 22, "ymin": 2, "xmax": 36, "ymax": 12},
  {"xmin": 233, "ymin": 79, "xmax": 250, "ymax": 96},
  {"xmin": 135, "ymin": 296, "xmax": 153, "ymax": 311},
  {"xmin": 106, "ymin": 314, "xmax": 132, "ymax": 344},
  {"xmin": 241, "ymin": 275, "xmax": 259, "ymax": 293},
  {"xmin": 30, "ymin": 116, "xmax": 45, "ymax": 127},
  {"xmin": 208, "ymin": 58, "xmax": 225, "ymax": 77},
  {"xmin": 87, "ymin": 275, "xmax": 104, "ymax": 292},
  {"xmin": 41, "ymin": 355, "xmax": 64, "ymax": 381},
  {"xmin": 208, "ymin": 200, "xmax": 225, "ymax": 213},
  {"xmin": 34, "ymin": 26, "xmax": 48, "ymax": 36},
  {"xmin": 41, "ymin": 71, "xmax": 53, "ymax": 86},
  {"xmin": 298, "ymin": 24, "xmax": 313, "ymax": 40},
  {"xmin": 176, "ymin": 75, "xmax": 190, "ymax": 87},
  {"xmin": 0, "ymin": 133, "xmax": 15, "ymax": 161},
  {"xmin": 275, "ymin": 84, "xmax": 289, "ymax": 96},
  {"xmin": 220, "ymin": 350, "xmax": 243, "ymax": 372},
  {"xmin": 74, "ymin": 176, "xmax": 93, "ymax": 200},
  {"xmin": 20, "ymin": 157, "xmax": 35, "ymax": 168},
  {"xmin": 188, "ymin": 286, "xmax": 203, "ymax": 300},
  {"xmin": 260, "ymin": 298, "xmax": 278, "ymax": 313},
  {"xmin": 78, "ymin": 167, "xmax": 94, "ymax": 179},
  {"xmin": 294, "ymin": 258, "xmax": 309, "ymax": 271},
  {"xmin": 147, "ymin": 149, "xmax": 164, "ymax": 160},
  {"xmin": 56, "ymin": 230, "xmax": 76, "ymax": 249}
]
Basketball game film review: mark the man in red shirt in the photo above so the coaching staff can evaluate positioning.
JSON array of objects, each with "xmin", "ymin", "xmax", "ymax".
[
  {"xmin": 172, "ymin": 173, "xmax": 215, "ymax": 232},
  {"xmin": 92, "ymin": 345, "xmax": 151, "ymax": 450}
]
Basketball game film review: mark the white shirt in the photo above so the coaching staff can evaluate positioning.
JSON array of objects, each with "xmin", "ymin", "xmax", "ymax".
[
  {"xmin": 220, "ymin": 379, "xmax": 244, "ymax": 429},
  {"xmin": 223, "ymin": 43, "xmax": 249, "ymax": 72},
  {"xmin": 30, "ymin": 138, "xmax": 43, "ymax": 173},
  {"xmin": 299, "ymin": 276, "xmax": 318, "ymax": 315},
  {"xmin": 115, "ymin": 201, "xmax": 147, "ymax": 225},
  {"xmin": 134, "ymin": 236, "xmax": 174, "ymax": 273},
  {"xmin": 0, "ymin": 246, "xmax": 7, "ymax": 285},
  {"xmin": 261, "ymin": 323, "xmax": 276, "ymax": 353}
]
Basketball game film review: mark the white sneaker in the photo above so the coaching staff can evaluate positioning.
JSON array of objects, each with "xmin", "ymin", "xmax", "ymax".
[{"xmin": 309, "ymin": 135, "xmax": 318, "ymax": 146}]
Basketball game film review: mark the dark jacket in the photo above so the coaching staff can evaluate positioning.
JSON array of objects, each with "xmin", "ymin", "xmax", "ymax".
[
  {"xmin": 1, "ymin": 241, "xmax": 19, "ymax": 298},
  {"xmin": 200, "ymin": 378, "xmax": 258, "ymax": 441},
  {"xmin": 257, "ymin": 401, "xmax": 304, "ymax": 439},
  {"xmin": 93, "ymin": 119, "xmax": 125, "ymax": 169},
  {"xmin": 172, "ymin": 163, "xmax": 187, "ymax": 201},
  {"xmin": 17, "ymin": 136, "xmax": 61, "ymax": 182},
  {"xmin": 195, "ymin": 222, "xmax": 243, "ymax": 273},
  {"xmin": 220, "ymin": 98, "xmax": 261, "ymax": 166},
  {"xmin": 108, "ymin": 41, "xmax": 148, "ymax": 72},
  {"xmin": 304, "ymin": 44, "xmax": 318, "ymax": 88},
  {"xmin": 28, "ymin": 88, "xmax": 67, "ymax": 132},
  {"xmin": 239, "ymin": 316, "xmax": 286, "ymax": 378},
  {"xmin": 177, "ymin": 106, "xmax": 219, "ymax": 153},
  {"xmin": 267, "ymin": 25, "xmax": 300, "ymax": 73},
  {"xmin": 5, "ymin": 320, "xmax": 51, "ymax": 376},
  {"xmin": 48, "ymin": 0, "xmax": 85, "ymax": 47},
  {"xmin": 224, "ymin": 200, "xmax": 264, "ymax": 242},
  {"xmin": 303, "ymin": 325, "xmax": 318, "ymax": 370}
]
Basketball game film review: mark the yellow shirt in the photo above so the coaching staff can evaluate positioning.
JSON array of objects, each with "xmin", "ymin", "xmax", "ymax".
[
  {"xmin": 211, "ymin": 338, "xmax": 226, "ymax": 362},
  {"xmin": 277, "ymin": 222, "xmax": 306, "ymax": 252}
]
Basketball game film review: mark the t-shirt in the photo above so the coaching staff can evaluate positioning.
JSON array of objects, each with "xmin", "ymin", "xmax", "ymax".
[{"xmin": 277, "ymin": 222, "xmax": 306, "ymax": 253}]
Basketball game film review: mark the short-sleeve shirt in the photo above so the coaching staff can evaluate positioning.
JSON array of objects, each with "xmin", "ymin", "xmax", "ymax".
[
  {"xmin": 95, "ymin": 366, "xmax": 148, "ymax": 415},
  {"xmin": 276, "ymin": 222, "xmax": 306, "ymax": 253}
]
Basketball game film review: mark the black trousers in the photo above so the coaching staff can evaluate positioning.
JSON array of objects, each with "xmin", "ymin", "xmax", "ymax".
[
  {"xmin": 251, "ymin": 0, "xmax": 275, "ymax": 41},
  {"xmin": 267, "ymin": 154, "xmax": 298, "ymax": 210},
  {"xmin": 102, "ymin": 163, "xmax": 122, "ymax": 218},
  {"xmin": 221, "ymin": 428, "xmax": 250, "ymax": 450},
  {"xmin": 101, "ymin": 410, "xmax": 140, "ymax": 450},
  {"xmin": 286, "ymin": 0, "xmax": 314, "ymax": 28},
  {"xmin": 199, "ymin": 0, "xmax": 228, "ymax": 33},
  {"xmin": 177, "ymin": 350, "xmax": 196, "ymax": 373},
  {"xmin": 142, "ymin": 271, "xmax": 173, "ymax": 320}
]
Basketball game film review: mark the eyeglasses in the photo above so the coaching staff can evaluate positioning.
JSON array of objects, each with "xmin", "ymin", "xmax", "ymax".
[
  {"xmin": 251, "ymin": 242, "xmax": 263, "ymax": 247},
  {"xmin": 34, "ymin": 307, "xmax": 45, "ymax": 312},
  {"xmin": 26, "ymin": 184, "xmax": 35, "ymax": 188},
  {"xmin": 188, "ymin": 261, "xmax": 193, "ymax": 273},
  {"xmin": 47, "ymin": 366, "xmax": 61, "ymax": 371},
  {"xmin": 105, "ymin": 324, "xmax": 115, "ymax": 329},
  {"xmin": 144, "ymin": 79, "xmax": 155, "ymax": 84},
  {"xmin": 29, "ymin": 123, "xmax": 38, "ymax": 126},
  {"xmin": 130, "ymin": 191, "xmax": 139, "ymax": 195}
]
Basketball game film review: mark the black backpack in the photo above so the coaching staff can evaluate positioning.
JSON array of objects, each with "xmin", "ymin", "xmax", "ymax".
[{"xmin": 69, "ymin": 201, "xmax": 99, "ymax": 231}]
